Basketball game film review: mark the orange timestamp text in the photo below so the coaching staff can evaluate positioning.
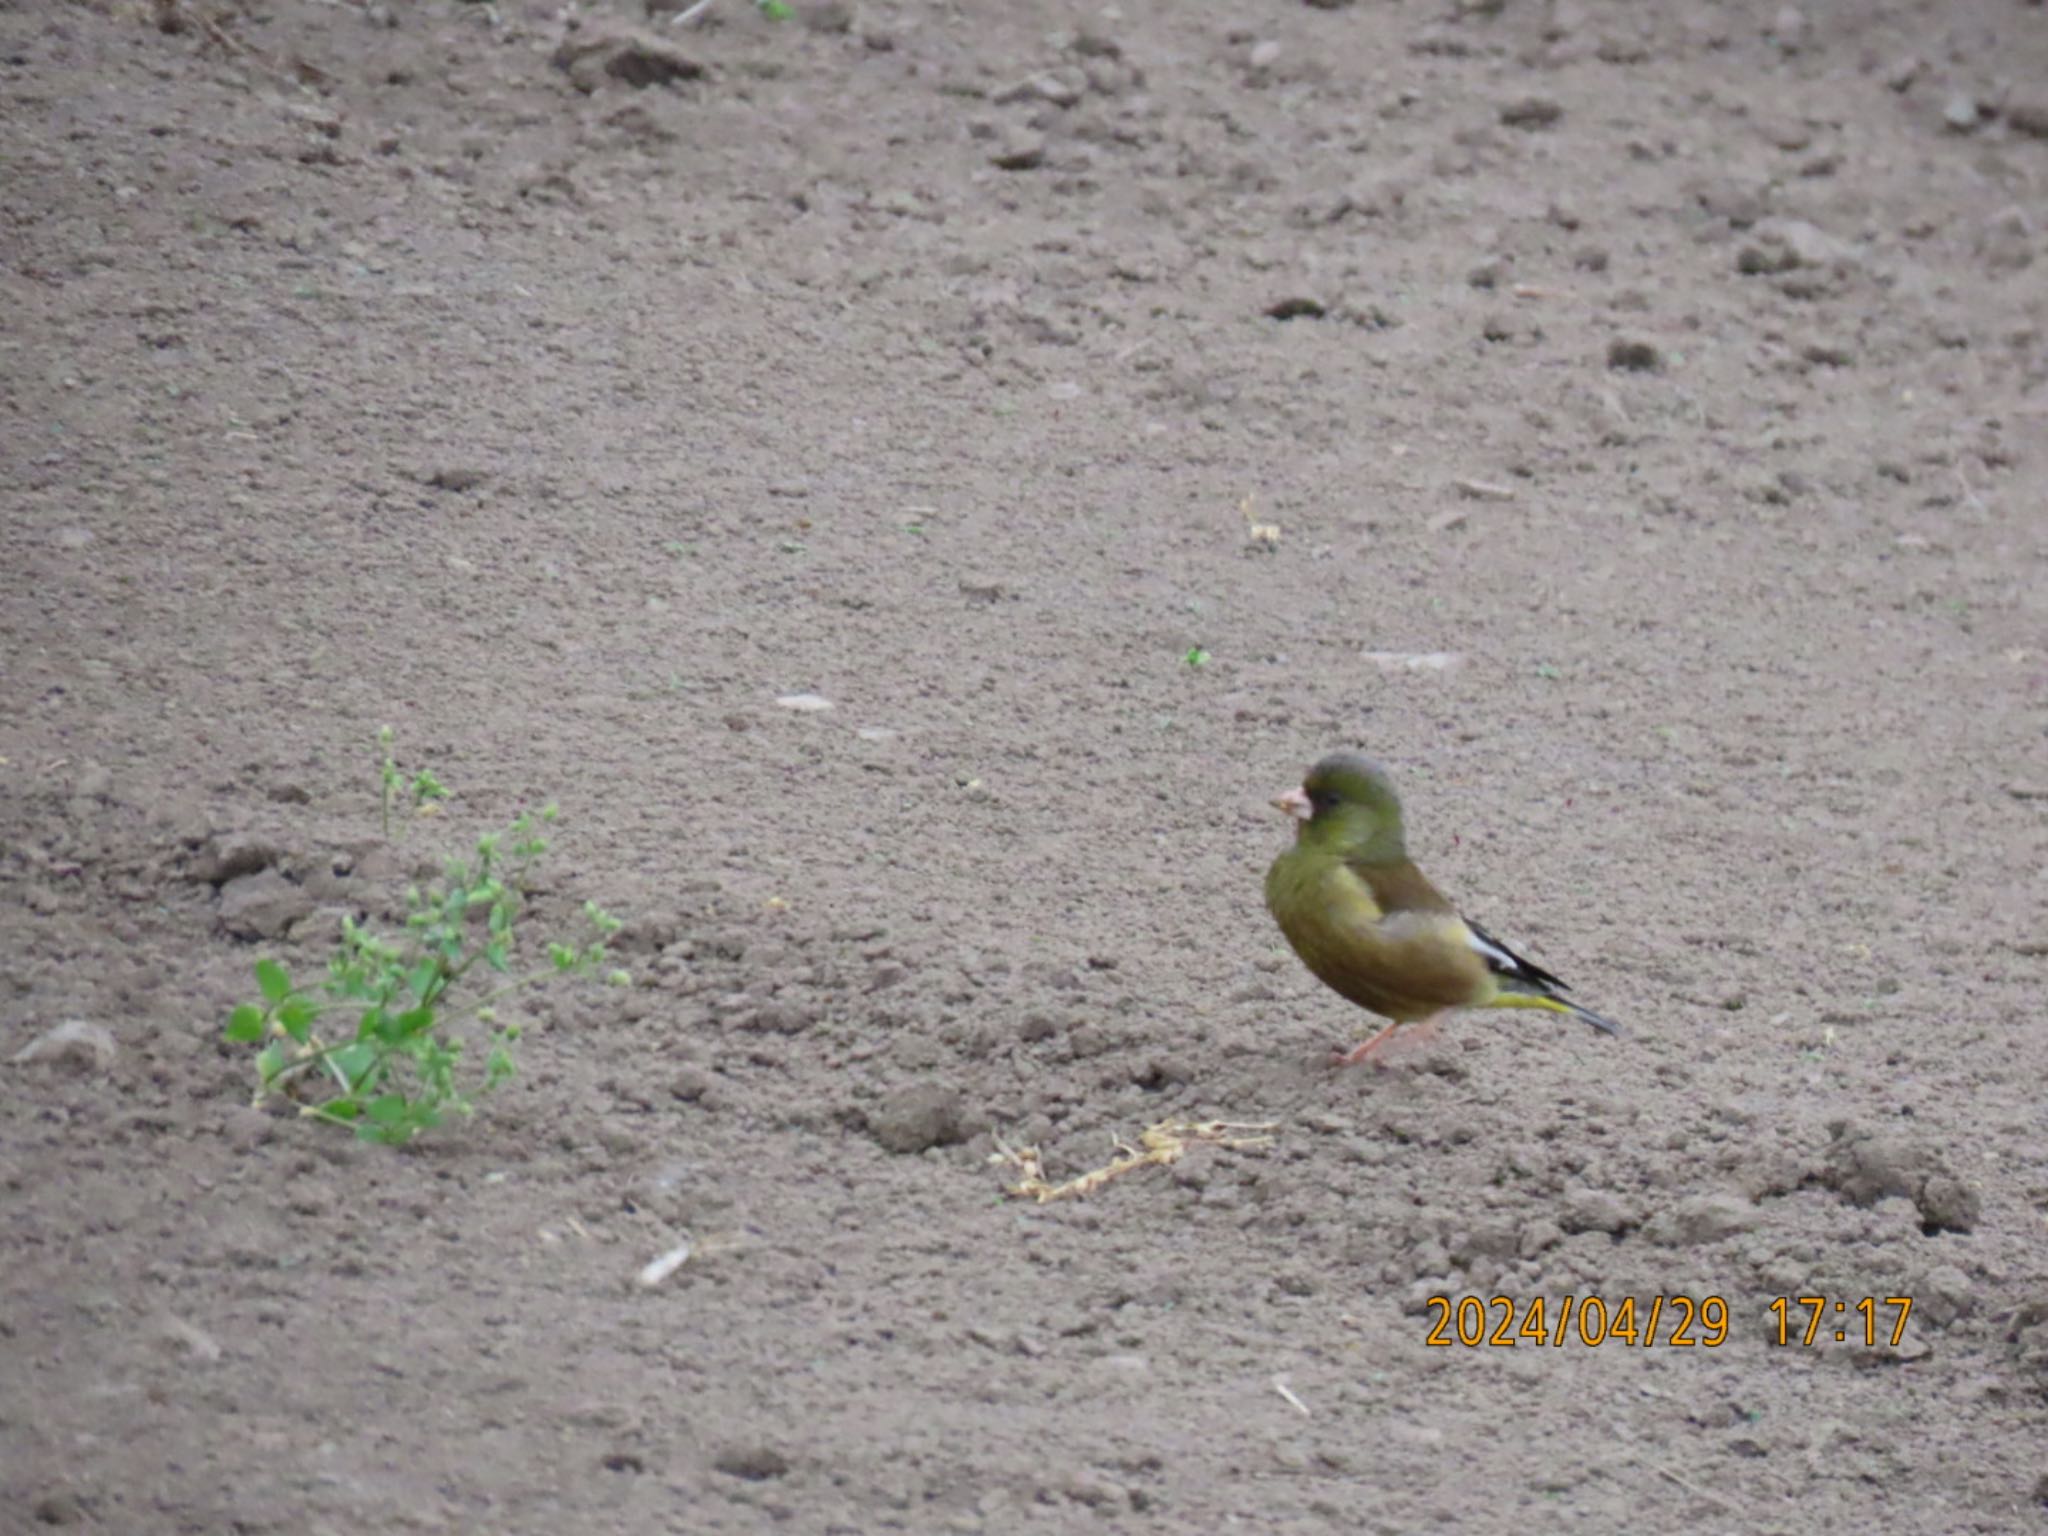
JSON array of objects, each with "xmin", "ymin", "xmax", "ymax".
[
  {"xmin": 1767, "ymin": 1296, "xmax": 1913, "ymax": 1347},
  {"xmin": 1423, "ymin": 1294, "xmax": 1730, "ymax": 1348}
]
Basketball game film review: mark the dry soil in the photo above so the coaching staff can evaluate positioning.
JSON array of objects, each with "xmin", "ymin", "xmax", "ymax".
[{"xmin": 4, "ymin": 0, "xmax": 2048, "ymax": 1531}]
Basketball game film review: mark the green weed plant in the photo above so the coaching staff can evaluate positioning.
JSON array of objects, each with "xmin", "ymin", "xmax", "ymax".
[{"xmin": 225, "ymin": 731, "xmax": 623, "ymax": 1144}]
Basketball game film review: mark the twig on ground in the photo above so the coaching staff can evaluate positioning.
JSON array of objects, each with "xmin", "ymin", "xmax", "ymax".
[
  {"xmin": 1655, "ymin": 1465, "xmax": 1737, "ymax": 1513},
  {"xmin": 1271, "ymin": 1376, "xmax": 1312, "ymax": 1417},
  {"xmin": 991, "ymin": 1119, "xmax": 1279, "ymax": 1203}
]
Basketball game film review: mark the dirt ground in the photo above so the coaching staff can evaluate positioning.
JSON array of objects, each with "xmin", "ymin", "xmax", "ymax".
[{"xmin": 4, "ymin": 0, "xmax": 2048, "ymax": 1529}]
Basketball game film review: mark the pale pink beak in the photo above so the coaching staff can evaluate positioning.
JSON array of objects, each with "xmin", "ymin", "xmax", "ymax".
[{"xmin": 1272, "ymin": 786, "xmax": 1312, "ymax": 821}]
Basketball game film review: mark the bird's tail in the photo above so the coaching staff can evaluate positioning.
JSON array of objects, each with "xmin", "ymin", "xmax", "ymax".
[{"xmin": 1487, "ymin": 987, "xmax": 1622, "ymax": 1036}]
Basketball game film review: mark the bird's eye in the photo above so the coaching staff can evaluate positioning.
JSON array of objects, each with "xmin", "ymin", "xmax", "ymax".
[{"xmin": 1309, "ymin": 789, "xmax": 1335, "ymax": 813}]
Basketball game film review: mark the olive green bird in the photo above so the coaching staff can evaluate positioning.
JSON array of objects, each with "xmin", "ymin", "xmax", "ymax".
[{"xmin": 1265, "ymin": 752, "xmax": 1619, "ymax": 1066}]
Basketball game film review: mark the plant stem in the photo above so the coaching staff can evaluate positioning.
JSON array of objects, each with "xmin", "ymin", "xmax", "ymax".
[
  {"xmin": 465, "ymin": 963, "xmax": 580, "ymax": 1015},
  {"xmin": 260, "ymin": 958, "xmax": 562, "ymax": 1100},
  {"xmin": 263, "ymin": 1026, "xmax": 355, "ymax": 1096}
]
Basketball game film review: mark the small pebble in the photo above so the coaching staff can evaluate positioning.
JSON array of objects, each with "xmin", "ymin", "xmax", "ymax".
[
  {"xmin": 637, "ymin": 1237, "xmax": 694, "ymax": 1288},
  {"xmin": 218, "ymin": 869, "xmax": 314, "ymax": 940},
  {"xmin": 223, "ymin": 1106, "xmax": 278, "ymax": 1150},
  {"xmin": 990, "ymin": 129, "xmax": 1046, "ymax": 171},
  {"xmin": 1500, "ymin": 96, "xmax": 1563, "ymax": 129},
  {"xmin": 1360, "ymin": 650, "xmax": 1461, "ymax": 671},
  {"xmin": 1607, "ymin": 337, "xmax": 1664, "ymax": 372},
  {"xmin": 868, "ymin": 1085, "xmax": 969, "ymax": 1154},
  {"xmin": 1771, "ymin": 4, "xmax": 1808, "ymax": 51},
  {"xmin": 2009, "ymin": 96, "xmax": 2048, "ymax": 138},
  {"xmin": 31, "ymin": 1492, "xmax": 83, "ymax": 1526},
  {"xmin": 11, "ymin": 1020, "xmax": 118, "ymax": 1070},
  {"xmin": 714, "ymin": 1445, "xmax": 791, "ymax": 1481}
]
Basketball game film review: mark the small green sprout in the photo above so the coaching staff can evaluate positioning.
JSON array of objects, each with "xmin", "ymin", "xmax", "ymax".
[
  {"xmin": 378, "ymin": 724, "xmax": 449, "ymax": 837},
  {"xmin": 229, "ymin": 737, "xmax": 623, "ymax": 1145}
]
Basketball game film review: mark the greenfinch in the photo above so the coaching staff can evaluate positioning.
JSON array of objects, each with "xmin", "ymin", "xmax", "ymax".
[{"xmin": 1265, "ymin": 752, "xmax": 1619, "ymax": 1066}]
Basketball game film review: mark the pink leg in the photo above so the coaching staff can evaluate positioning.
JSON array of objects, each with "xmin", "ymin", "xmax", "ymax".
[
  {"xmin": 1332, "ymin": 1019, "xmax": 1405, "ymax": 1068},
  {"xmin": 1333, "ymin": 1013, "xmax": 1443, "ymax": 1069},
  {"xmin": 1398, "ymin": 1014, "xmax": 1445, "ymax": 1052}
]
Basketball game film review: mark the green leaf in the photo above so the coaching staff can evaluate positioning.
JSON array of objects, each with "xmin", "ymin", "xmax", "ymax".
[
  {"xmin": 483, "ymin": 941, "xmax": 509, "ymax": 973},
  {"xmin": 408, "ymin": 959, "xmax": 440, "ymax": 1002},
  {"xmin": 483, "ymin": 1046, "xmax": 516, "ymax": 1090},
  {"xmin": 392, "ymin": 1005, "xmax": 436, "ymax": 1040},
  {"xmin": 254, "ymin": 1043, "xmax": 288, "ymax": 1085},
  {"xmin": 320, "ymin": 1096, "xmax": 364, "ymax": 1121},
  {"xmin": 255, "ymin": 957, "xmax": 292, "ymax": 1004},
  {"xmin": 488, "ymin": 903, "xmax": 511, "ymax": 936},
  {"xmin": 357, "ymin": 1095, "xmax": 439, "ymax": 1143},
  {"xmin": 418, "ymin": 1035, "xmax": 461, "ymax": 1069},
  {"xmin": 277, "ymin": 994, "xmax": 317, "ymax": 1044},
  {"xmin": 226, "ymin": 1004, "xmax": 265, "ymax": 1043},
  {"xmin": 329, "ymin": 1042, "xmax": 381, "ymax": 1093}
]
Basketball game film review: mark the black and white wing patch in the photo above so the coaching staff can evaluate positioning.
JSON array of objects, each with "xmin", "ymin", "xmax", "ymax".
[{"xmin": 1464, "ymin": 916, "xmax": 1569, "ymax": 994}]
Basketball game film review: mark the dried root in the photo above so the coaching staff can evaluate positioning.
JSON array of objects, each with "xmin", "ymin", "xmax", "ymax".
[{"xmin": 991, "ymin": 1119, "xmax": 1279, "ymax": 1203}]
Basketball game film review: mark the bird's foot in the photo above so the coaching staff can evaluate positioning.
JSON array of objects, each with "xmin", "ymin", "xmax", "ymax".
[
  {"xmin": 1402, "ymin": 1016, "xmax": 1445, "ymax": 1051},
  {"xmin": 1331, "ymin": 1016, "xmax": 1443, "ymax": 1071},
  {"xmin": 1331, "ymin": 1021, "xmax": 1405, "ymax": 1069}
]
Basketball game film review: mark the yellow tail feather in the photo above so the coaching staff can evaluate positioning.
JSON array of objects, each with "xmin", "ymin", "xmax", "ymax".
[
  {"xmin": 1481, "ymin": 989, "xmax": 1621, "ymax": 1035},
  {"xmin": 1482, "ymin": 991, "xmax": 1574, "ymax": 1015}
]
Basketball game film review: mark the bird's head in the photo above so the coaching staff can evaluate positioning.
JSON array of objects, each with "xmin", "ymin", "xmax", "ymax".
[{"xmin": 1272, "ymin": 751, "xmax": 1407, "ymax": 862}]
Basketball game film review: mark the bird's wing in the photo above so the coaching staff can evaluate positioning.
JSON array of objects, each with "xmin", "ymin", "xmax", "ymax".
[
  {"xmin": 1462, "ymin": 916, "xmax": 1570, "ymax": 994},
  {"xmin": 1347, "ymin": 856, "xmax": 1572, "ymax": 994},
  {"xmin": 1348, "ymin": 857, "xmax": 1456, "ymax": 916}
]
